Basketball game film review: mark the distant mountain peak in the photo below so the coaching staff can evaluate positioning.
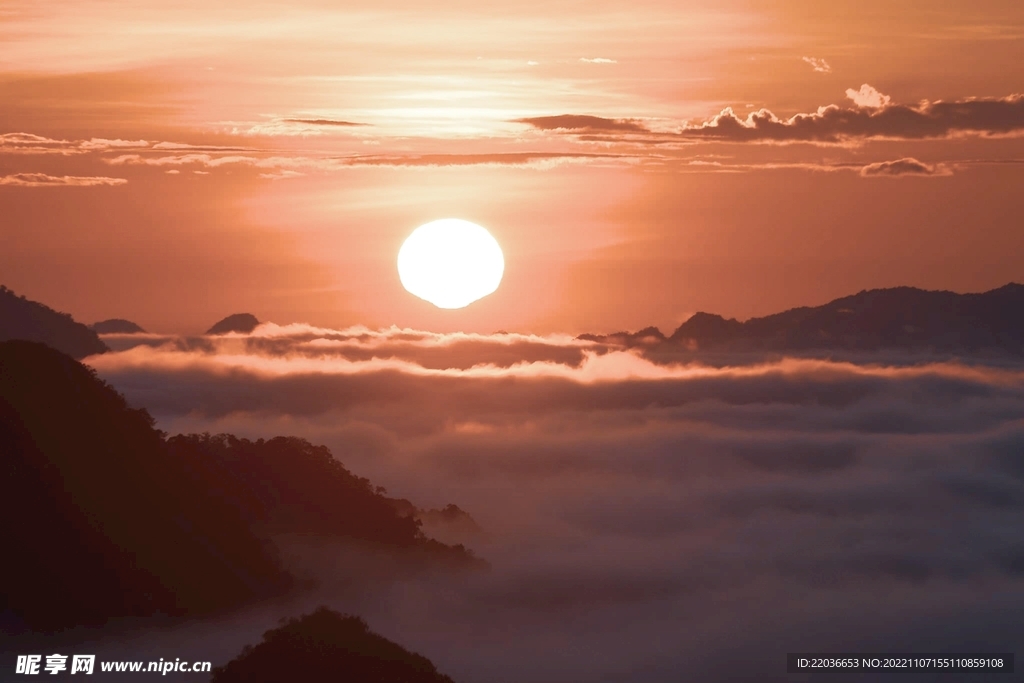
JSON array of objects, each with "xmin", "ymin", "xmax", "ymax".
[
  {"xmin": 669, "ymin": 311, "xmax": 743, "ymax": 344},
  {"xmin": 577, "ymin": 325, "xmax": 666, "ymax": 345},
  {"xmin": 633, "ymin": 326, "xmax": 667, "ymax": 340},
  {"xmin": 91, "ymin": 318, "xmax": 146, "ymax": 334},
  {"xmin": 207, "ymin": 313, "xmax": 260, "ymax": 335}
]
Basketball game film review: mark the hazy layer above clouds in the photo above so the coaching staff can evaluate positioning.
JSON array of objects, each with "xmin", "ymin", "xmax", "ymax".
[{"xmin": 78, "ymin": 325, "xmax": 1024, "ymax": 682}]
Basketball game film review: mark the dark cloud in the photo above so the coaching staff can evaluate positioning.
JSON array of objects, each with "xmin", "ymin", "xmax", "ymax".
[
  {"xmin": 521, "ymin": 92, "xmax": 1024, "ymax": 145},
  {"xmin": 679, "ymin": 94, "xmax": 1024, "ymax": 142},
  {"xmin": 513, "ymin": 114, "xmax": 651, "ymax": 133},
  {"xmin": 61, "ymin": 327, "xmax": 1024, "ymax": 682},
  {"xmin": 280, "ymin": 118, "xmax": 369, "ymax": 127}
]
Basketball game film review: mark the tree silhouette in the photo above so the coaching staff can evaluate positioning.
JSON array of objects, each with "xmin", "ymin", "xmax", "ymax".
[{"xmin": 211, "ymin": 607, "xmax": 456, "ymax": 683}]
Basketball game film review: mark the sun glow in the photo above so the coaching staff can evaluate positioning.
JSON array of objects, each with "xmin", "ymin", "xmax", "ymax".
[{"xmin": 397, "ymin": 219, "xmax": 505, "ymax": 309}]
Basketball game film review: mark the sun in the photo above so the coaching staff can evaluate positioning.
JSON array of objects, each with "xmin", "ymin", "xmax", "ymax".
[{"xmin": 398, "ymin": 219, "xmax": 505, "ymax": 309}]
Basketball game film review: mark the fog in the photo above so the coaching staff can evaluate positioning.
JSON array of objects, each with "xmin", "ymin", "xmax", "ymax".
[{"xmin": 13, "ymin": 325, "xmax": 1024, "ymax": 682}]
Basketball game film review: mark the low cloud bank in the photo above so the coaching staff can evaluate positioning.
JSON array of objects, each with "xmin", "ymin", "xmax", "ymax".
[{"xmin": 76, "ymin": 325, "xmax": 1024, "ymax": 682}]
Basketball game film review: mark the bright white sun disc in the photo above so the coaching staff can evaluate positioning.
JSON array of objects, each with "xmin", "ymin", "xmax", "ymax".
[{"xmin": 398, "ymin": 219, "xmax": 505, "ymax": 309}]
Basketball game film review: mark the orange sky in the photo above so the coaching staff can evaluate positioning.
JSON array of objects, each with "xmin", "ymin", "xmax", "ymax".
[{"xmin": 2, "ymin": 0, "xmax": 1023, "ymax": 334}]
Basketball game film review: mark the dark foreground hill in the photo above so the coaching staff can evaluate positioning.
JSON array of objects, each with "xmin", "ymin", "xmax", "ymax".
[
  {"xmin": 207, "ymin": 313, "xmax": 260, "ymax": 335},
  {"xmin": 0, "ymin": 286, "xmax": 108, "ymax": 358},
  {"xmin": 0, "ymin": 341, "xmax": 479, "ymax": 632},
  {"xmin": 166, "ymin": 434, "xmax": 481, "ymax": 565},
  {"xmin": 581, "ymin": 283, "xmax": 1024, "ymax": 355},
  {"xmin": 91, "ymin": 318, "xmax": 146, "ymax": 334},
  {"xmin": 212, "ymin": 607, "xmax": 456, "ymax": 683}
]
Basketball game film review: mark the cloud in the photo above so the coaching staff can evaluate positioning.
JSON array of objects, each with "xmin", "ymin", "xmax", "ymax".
[
  {"xmin": 846, "ymin": 83, "xmax": 892, "ymax": 108},
  {"xmin": 0, "ymin": 133, "xmax": 62, "ymax": 146},
  {"xmin": 521, "ymin": 92, "xmax": 1024, "ymax": 145},
  {"xmin": 104, "ymin": 151, "xmax": 633, "ymax": 173},
  {"xmin": 802, "ymin": 56, "xmax": 832, "ymax": 73},
  {"xmin": 670, "ymin": 158, "xmax": 955, "ymax": 178},
  {"xmin": 0, "ymin": 132, "xmax": 73, "ymax": 154},
  {"xmin": 0, "ymin": 133, "xmax": 253, "ymax": 157},
  {"xmin": 150, "ymin": 142, "xmax": 254, "ymax": 152},
  {"xmin": 259, "ymin": 170, "xmax": 306, "ymax": 180},
  {"xmin": 280, "ymin": 118, "xmax": 369, "ymax": 127},
  {"xmin": 579, "ymin": 57, "xmax": 617, "ymax": 64},
  {"xmin": 860, "ymin": 157, "xmax": 952, "ymax": 177},
  {"xmin": 0, "ymin": 173, "xmax": 128, "ymax": 187},
  {"xmin": 87, "ymin": 323, "xmax": 1024, "ymax": 414},
  {"xmin": 106, "ymin": 153, "xmax": 257, "ymax": 167},
  {"xmin": 235, "ymin": 119, "xmax": 373, "ymax": 137},
  {"xmin": 342, "ymin": 152, "xmax": 632, "ymax": 169},
  {"xmin": 0, "ymin": 133, "xmax": 150, "ymax": 155},
  {"xmin": 676, "ymin": 93, "xmax": 1024, "ymax": 142},
  {"xmin": 75, "ymin": 324, "xmax": 1024, "ymax": 681},
  {"xmin": 77, "ymin": 138, "xmax": 149, "ymax": 150},
  {"xmin": 513, "ymin": 115, "xmax": 650, "ymax": 133}
]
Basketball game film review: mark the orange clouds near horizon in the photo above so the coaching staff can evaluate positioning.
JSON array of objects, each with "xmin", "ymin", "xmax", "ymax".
[{"xmin": 2, "ymin": 0, "xmax": 1023, "ymax": 334}]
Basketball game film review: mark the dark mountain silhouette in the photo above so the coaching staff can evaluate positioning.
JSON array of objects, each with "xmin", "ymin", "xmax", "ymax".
[
  {"xmin": 0, "ymin": 340, "xmax": 290, "ymax": 631},
  {"xmin": 211, "ymin": 607, "xmax": 456, "ymax": 683},
  {"xmin": 0, "ymin": 341, "xmax": 480, "ymax": 632},
  {"xmin": 207, "ymin": 313, "xmax": 260, "ymax": 335},
  {"xmin": 91, "ymin": 318, "xmax": 146, "ymax": 334},
  {"xmin": 582, "ymin": 283, "xmax": 1024, "ymax": 355},
  {"xmin": 166, "ymin": 434, "xmax": 483, "ymax": 566},
  {"xmin": 0, "ymin": 285, "xmax": 107, "ymax": 358},
  {"xmin": 578, "ymin": 326, "xmax": 665, "ymax": 346}
]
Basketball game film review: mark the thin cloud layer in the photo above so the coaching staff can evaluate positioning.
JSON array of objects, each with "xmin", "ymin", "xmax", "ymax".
[
  {"xmin": 0, "ymin": 173, "xmax": 128, "ymax": 187},
  {"xmin": 0, "ymin": 133, "xmax": 150, "ymax": 155},
  {"xmin": 280, "ymin": 118, "xmax": 369, "ymax": 127},
  {"xmin": 104, "ymin": 150, "xmax": 631, "ymax": 172},
  {"xmin": 81, "ymin": 325, "xmax": 1024, "ymax": 681},
  {"xmin": 674, "ymin": 158, "xmax": 957, "ymax": 177}
]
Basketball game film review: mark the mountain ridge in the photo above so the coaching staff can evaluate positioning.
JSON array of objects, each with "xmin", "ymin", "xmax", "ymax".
[
  {"xmin": 580, "ymin": 283, "xmax": 1024, "ymax": 355},
  {"xmin": 0, "ymin": 285, "xmax": 108, "ymax": 358},
  {"xmin": 0, "ymin": 340, "xmax": 482, "ymax": 633}
]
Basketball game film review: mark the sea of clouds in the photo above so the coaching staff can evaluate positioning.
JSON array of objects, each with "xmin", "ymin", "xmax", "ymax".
[{"xmin": 38, "ymin": 324, "xmax": 1024, "ymax": 682}]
